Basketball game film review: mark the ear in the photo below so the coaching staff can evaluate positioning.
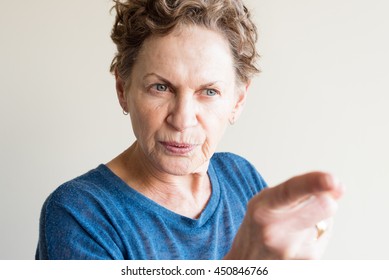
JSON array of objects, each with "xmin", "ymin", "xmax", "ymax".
[
  {"xmin": 229, "ymin": 80, "xmax": 250, "ymax": 124},
  {"xmin": 115, "ymin": 69, "xmax": 128, "ymax": 112}
]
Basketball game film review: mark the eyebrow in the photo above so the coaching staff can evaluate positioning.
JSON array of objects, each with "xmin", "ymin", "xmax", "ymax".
[
  {"xmin": 143, "ymin": 73, "xmax": 170, "ymax": 84},
  {"xmin": 142, "ymin": 72, "xmax": 222, "ymax": 89}
]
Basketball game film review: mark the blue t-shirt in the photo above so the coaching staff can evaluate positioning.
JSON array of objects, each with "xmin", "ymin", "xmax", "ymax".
[{"xmin": 36, "ymin": 152, "xmax": 267, "ymax": 260}]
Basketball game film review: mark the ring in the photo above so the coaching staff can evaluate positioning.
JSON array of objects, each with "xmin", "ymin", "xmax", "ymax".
[{"xmin": 315, "ymin": 221, "xmax": 328, "ymax": 240}]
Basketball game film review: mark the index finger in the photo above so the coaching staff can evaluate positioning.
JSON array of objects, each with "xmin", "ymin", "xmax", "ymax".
[{"xmin": 266, "ymin": 172, "xmax": 344, "ymax": 209}]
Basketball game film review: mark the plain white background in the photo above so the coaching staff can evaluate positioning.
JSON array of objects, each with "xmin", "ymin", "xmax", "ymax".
[{"xmin": 1, "ymin": 0, "xmax": 388, "ymax": 259}]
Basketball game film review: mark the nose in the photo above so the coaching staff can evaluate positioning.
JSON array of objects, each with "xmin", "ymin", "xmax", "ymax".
[{"xmin": 166, "ymin": 94, "xmax": 198, "ymax": 131}]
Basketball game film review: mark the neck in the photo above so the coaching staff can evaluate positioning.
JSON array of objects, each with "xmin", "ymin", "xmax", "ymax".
[{"xmin": 107, "ymin": 142, "xmax": 212, "ymax": 219}]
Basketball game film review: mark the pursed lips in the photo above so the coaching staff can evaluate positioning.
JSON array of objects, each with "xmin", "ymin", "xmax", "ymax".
[{"xmin": 159, "ymin": 141, "xmax": 199, "ymax": 155}]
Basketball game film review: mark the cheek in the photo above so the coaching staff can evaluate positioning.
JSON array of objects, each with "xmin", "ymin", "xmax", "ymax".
[
  {"xmin": 199, "ymin": 103, "xmax": 231, "ymax": 141},
  {"xmin": 128, "ymin": 102, "xmax": 149, "ymax": 138},
  {"xmin": 129, "ymin": 99, "xmax": 166, "ymax": 139},
  {"xmin": 197, "ymin": 113, "xmax": 229, "ymax": 162},
  {"xmin": 202, "ymin": 98, "xmax": 234, "ymax": 124}
]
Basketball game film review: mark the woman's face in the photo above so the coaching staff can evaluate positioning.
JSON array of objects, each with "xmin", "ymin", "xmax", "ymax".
[{"xmin": 118, "ymin": 25, "xmax": 247, "ymax": 176}]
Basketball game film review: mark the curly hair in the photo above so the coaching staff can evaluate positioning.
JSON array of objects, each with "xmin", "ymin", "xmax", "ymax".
[{"xmin": 110, "ymin": 0, "xmax": 259, "ymax": 84}]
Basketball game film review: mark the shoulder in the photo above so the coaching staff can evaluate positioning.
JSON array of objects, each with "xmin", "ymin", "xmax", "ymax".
[
  {"xmin": 37, "ymin": 165, "xmax": 125, "ymax": 260},
  {"xmin": 211, "ymin": 152, "xmax": 262, "ymax": 177},
  {"xmin": 43, "ymin": 165, "xmax": 115, "ymax": 212}
]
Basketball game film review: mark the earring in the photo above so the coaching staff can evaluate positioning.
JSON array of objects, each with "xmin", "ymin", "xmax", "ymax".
[
  {"xmin": 122, "ymin": 109, "xmax": 128, "ymax": 115},
  {"xmin": 229, "ymin": 115, "xmax": 236, "ymax": 125}
]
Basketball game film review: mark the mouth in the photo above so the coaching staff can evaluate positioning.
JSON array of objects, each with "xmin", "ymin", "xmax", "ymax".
[{"xmin": 159, "ymin": 141, "xmax": 197, "ymax": 155}]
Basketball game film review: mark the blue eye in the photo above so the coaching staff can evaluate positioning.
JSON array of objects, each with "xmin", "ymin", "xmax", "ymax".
[
  {"xmin": 205, "ymin": 89, "xmax": 218, "ymax": 96},
  {"xmin": 154, "ymin": 84, "xmax": 168, "ymax": 91}
]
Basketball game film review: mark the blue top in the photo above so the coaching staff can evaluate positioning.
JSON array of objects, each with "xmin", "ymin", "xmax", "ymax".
[{"xmin": 35, "ymin": 152, "xmax": 267, "ymax": 260}]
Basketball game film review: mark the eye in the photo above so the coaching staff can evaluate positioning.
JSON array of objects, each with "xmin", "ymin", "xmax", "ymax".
[
  {"xmin": 152, "ymin": 84, "xmax": 168, "ymax": 92},
  {"xmin": 204, "ymin": 88, "xmax": 219, "ymax": 96}
]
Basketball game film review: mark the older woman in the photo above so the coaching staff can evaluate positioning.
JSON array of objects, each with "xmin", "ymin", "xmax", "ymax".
[{"xmin": 36, "ymin": 0, "xmax": 343, "ymax": 260}]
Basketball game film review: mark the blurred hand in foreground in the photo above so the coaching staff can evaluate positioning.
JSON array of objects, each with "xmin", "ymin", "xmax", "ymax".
[{"xmin": 225, "ymin": 172, "xmax": 345, "ymax": 259}]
